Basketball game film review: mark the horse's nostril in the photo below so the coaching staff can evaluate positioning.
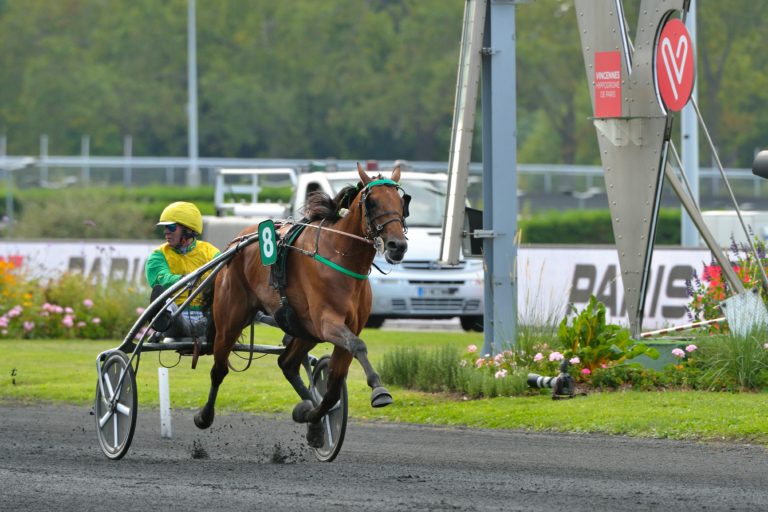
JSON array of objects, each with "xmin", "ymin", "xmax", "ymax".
[{"xmin": 387, "ymin": 239, "xmax": 407, "ymax": 252}]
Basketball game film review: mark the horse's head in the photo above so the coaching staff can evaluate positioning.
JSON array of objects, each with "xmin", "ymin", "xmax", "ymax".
[{"xmin": 356, "ymin": 162, "xmax": 410, "ymax": 264}]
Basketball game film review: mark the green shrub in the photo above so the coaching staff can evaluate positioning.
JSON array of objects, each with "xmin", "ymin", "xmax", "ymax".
[
  {"xmin": 556, "ymin": 295, "xmax": 658, "ymax": 373},
  {"xmin": 0, "ymin": 262, "xmax": 146, "ymax": 340},
  {"xmin": 519, "ymin": 208, "xmax": 681, "ymax": 245},
  {"xmin": 695, "ymin": 329, "xmax": 768, "ymax": 390},
  {"xmin": 380, "ymin": 344, "xmax": 530, "ymax": 398},
  {"xmin": 1, "ymin": 184, "xmax": 291, "ymax": 239},
  {"xmin": 380, "ymin": 345, "xmax": 461, "ymax": 392}
]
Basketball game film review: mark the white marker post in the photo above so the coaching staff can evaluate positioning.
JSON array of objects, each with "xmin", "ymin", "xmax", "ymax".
[{"xmin": 158, "ymin": 367, "xmax": 172, "ymax": 438}]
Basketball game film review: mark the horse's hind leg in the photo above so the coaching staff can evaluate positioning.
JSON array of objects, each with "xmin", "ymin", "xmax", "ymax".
[
  {"xmin": 193, "ymin": 339, "xmax": 230, "ymax": 429},
  {"xmin": 277, "ymin": 335, "xmax": 314, "ymax": 402}
]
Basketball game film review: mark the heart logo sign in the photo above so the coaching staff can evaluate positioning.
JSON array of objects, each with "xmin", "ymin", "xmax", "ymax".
[{"xmin": 655, "ymin": 18, "xmax": 694, "ymax": 112}]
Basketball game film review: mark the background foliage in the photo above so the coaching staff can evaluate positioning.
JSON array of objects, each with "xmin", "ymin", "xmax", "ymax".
[
  {"xmin": 1, "ymin": 1, "xmax": 767, "ymax": 167},
  {"xmin": 0, "ymin": 184, "xmax": 682, "ymax": 243}
]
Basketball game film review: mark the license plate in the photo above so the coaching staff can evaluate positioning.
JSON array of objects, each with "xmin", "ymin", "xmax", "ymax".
[{"xmin": 417, "ymin": 287, "xmax": 458, "ymax": 297}]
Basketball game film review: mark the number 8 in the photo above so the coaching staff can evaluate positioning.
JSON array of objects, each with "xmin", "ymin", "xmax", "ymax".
[{"xmin": 261, "ymin": 227, "xmax": 274, "ymax": 257}]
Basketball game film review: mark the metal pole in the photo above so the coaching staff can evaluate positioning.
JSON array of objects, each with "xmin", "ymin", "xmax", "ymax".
[
  {"xmin": 481, "ymin": 0, "xmax": 518, "ymax": 355},
  {"xmin": 1, "ymin": 135, "xmax": 11, "ymax": 226},
  {"xmin": 123, "ymin": 135, "xmax": 132, "ymax": 187},
  {"xmin": 186, "ymin": 0, "xmax": 200, "ymax": 187},
  {"xmin": 39, "ymin": 134, "xmax": 48, "ymax": 186},
  {"xmin": 81, "ymin": 135, "xmax": 90, "ymax": 185},
  {"xmin": 680, "ymin": 0, "xmax": 699, "ymax": 247}
]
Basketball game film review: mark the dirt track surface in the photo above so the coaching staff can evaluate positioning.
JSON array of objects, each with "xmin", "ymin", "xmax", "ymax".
[{"xmin": 1, "ymin": 403, "xmax": 768, "ymax": 511}]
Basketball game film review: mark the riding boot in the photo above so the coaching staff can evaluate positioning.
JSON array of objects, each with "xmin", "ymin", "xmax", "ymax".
[{"xmin": 155, "ymin": 303, "xmax": 193, "ymax": 338}]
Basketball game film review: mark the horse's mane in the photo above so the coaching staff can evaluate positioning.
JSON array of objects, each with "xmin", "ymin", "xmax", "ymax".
[{"xmin": 301, "ymin": 182, "xmax": 363, "ymax": 222}]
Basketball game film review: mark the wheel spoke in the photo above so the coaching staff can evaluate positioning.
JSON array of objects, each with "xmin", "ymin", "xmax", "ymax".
[
  {"xmin": 115, "ymin": 403, "xmax": 131, "ymax": 417},
  {"xmin": 98, "ymin": 410, "xmax": 113, "ymax": 428},
  {"xmin": 322, "ymin": 415, "xmax": 334, "ymax": 446},
  {"xmin": 113, "ymin": 413, "xmax": 119, "ymax": 449},
  {"xmin": 102, "ymin": 373, "xmax": 115, "ymax": 401}
]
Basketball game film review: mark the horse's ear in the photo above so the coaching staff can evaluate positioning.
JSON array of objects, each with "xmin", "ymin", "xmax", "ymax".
[
  {"xmin": 356, "ymin": 162, "xmax": 372, "ymax": 186},
  {"xmin": 391, "ymin": 165, "xmax": 401, "ymax": 183}
]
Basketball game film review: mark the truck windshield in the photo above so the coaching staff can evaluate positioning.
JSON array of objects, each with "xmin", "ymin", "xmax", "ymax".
[{"xmin": 328, "ymin": 178, "xmax": 446, "ymax": 228}]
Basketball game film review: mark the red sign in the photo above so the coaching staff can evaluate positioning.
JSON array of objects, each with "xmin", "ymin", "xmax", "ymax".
[
  {"xmin": 655, "ymin": 18, "xmax": 695, "ymax": 112},
  {"xmin": 594, "ymin": 51, "xmax": 622, "ymax": 118}
]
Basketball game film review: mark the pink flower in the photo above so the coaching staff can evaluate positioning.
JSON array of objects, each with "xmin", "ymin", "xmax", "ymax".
[
  {"xmin": 685, "ymin": 344, "xmax": 697, "ymax": 353},
  {"xmin": 475, "ymin": 358, "xmax": 484, "ymax": 368},
  {"xmin": 64, "ymin": 307, "xmax": 74, "ymax": 314},
  {"xmin": 533, "ymin": 352, "xmax": 544, "ymax": 362},
  {"xmin": 91, "ymin": 317, "xmax": 101, "ymax": 324},
  {"xmin": 23, "ymin": 321, "xmax": 34, "ymax": 332},
  {"xmin": 135, "ymin": 307, "xmax": 145, "ymax": 315},
  {"xmin": 8, "ymin": 306, "xmax": 22, "ymax": 318},
  {"xmin": 62, "ymin": 315, "xmax": 74, "ymax": 328},
  {"xmin": 672, "ymin": 348, "xmax": 685, "ymax": 358},
  {"xmin": 549, "ymin": 351, "xmax": 564, "ymax": 362},
  {"xmin": 601, "ymin": 364, "xmax": 607, "ymax": 369},
  {"xmin": 581, "ymin": 368, "xmax": 592, "ymax": 375},
  {"xmin": 467, "ymin": 344, "xmax": 477, "ymax": 353},
  {"xmin": 77, "ymin": 321, "xmax": 86, "ymax": 328},
  {"xmin": 0, "ymin": 316, "xmax": 8, "ymax": 328},
  {"xmin": 569, "ymin": 356, "xmax": 580, "ymax": 365},
  {"xmin": 494, "ymin": 369, "xmax": 508, "ymax": 379},
  {"xmin": 83, "ymin": 298, "xmax": 94, "ymax": 309}
]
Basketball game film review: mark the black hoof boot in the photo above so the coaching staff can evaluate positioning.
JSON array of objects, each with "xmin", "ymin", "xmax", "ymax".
[
  {"xmin": 194, "ymin": 406, "xmax": 214, "ymax": 429},
  {"xmin": 371, "ymin": 386, "xmax": 393, "ymax": 408},
  {"xmin": 292, "ymin": 400, "xmax": 314, "ymax": 423}
]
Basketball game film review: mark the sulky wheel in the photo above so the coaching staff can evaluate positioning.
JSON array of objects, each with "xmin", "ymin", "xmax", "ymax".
[
  {"xmin": 95, "ymin": 352, "xmax": 138, "ymax": 460},
  {"xmin": 310, "ymin": 355, "xmax": 348, "ymax": 462}
]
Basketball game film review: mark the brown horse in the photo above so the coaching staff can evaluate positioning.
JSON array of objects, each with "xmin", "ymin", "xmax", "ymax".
[{"xmin": 194, "ymin": 163, "xmax": 409, "ymax": 447}]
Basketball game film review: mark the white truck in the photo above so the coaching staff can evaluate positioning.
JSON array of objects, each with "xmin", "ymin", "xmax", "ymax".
[{"xmin": 202, "ymin": 168, "xmax": 484, "ymax": 331}]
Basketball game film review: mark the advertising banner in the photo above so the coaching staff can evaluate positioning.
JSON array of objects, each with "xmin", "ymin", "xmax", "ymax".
[{"xmin": 0, "ymin": 241, "xmax": 712, "ymax": 329}]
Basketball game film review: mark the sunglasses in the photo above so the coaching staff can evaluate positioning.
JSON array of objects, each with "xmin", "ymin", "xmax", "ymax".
[{"xmin": 163, "ymin": 223, "xmax": 178, "ymax": 233}]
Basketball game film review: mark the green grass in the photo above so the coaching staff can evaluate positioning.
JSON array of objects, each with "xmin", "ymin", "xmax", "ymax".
[{"xmin": 3, "ymin": 328, "xmax": 768, "ymax": 444}]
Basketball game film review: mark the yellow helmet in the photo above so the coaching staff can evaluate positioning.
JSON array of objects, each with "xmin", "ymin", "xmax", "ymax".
[{"xmin": 157, "ymin": 202, "xmax": 203, "ymax": 235}]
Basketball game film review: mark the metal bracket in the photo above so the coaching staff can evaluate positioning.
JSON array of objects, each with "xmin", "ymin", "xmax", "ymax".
[{"xmin": 470, "ymin": 229, "xmax": 500, "ymax": 238}]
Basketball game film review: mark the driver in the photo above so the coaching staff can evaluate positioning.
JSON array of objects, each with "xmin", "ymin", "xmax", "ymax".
[{"xmin": 145, "ymin": 201, "xmax": 220, "ymax": 338}]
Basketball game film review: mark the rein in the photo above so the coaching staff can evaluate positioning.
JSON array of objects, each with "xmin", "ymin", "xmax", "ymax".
[{"xmin": 283, "ymin": 178, "xmax": 408, "ymax": 280}]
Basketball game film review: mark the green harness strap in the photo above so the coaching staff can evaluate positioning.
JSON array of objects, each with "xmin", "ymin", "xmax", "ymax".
[
  {"xmin": 279, "ymin": 179, "xmax": 400, "ymax": 281},
  {"xmin": 313, "ymin": 253, "xmax": 368, "ymax": 280}
]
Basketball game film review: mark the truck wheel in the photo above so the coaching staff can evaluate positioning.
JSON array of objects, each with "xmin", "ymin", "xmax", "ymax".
[
  {"xmin": 365, "ymin": 315, "xmax": 385, "ymax": 328},
  {"xmin": 460, "ymin": 315, "xmax": 483, "ymax": 332}
]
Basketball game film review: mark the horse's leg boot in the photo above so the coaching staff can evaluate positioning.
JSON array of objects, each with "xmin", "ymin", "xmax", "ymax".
[
  {"xmin": 371, "ymin": 386, "xmax": 393, "ymax": 408},
  {"xmin": 306, "ymin": 421, "xmax": 324, "ymax": 448},
  {"xmin": 291, "ymin": 400, "xmax": 314, "ymax": 423},
  {"xmin": 194, "ymin": 406, "xmax": 215, "ymax": 430}
]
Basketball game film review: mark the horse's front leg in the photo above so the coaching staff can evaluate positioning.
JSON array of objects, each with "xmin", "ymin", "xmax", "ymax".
[
  {"xmin": 291, "ymin": 347, "xmax": 352, "ymax": 448},
  {"xmin": 324, "ymin": 323, "xmax": 393, "ymax": 408}
]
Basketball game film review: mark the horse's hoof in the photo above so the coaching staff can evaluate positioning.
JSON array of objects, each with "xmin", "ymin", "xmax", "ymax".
[
  {"xmin": 306, "ymin": 421, "xmax": 324, "ymax": 448},
  {"xmin": 194, "ymin": 408, "xmax": 214, "ymax": 430},
  {"xmin": 371, "ymin": 386, "xmax": 393, "ymax": 408},
  {"xmin": 292, "ymin": 400, "xmax": 314, "ymax": 423}
]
